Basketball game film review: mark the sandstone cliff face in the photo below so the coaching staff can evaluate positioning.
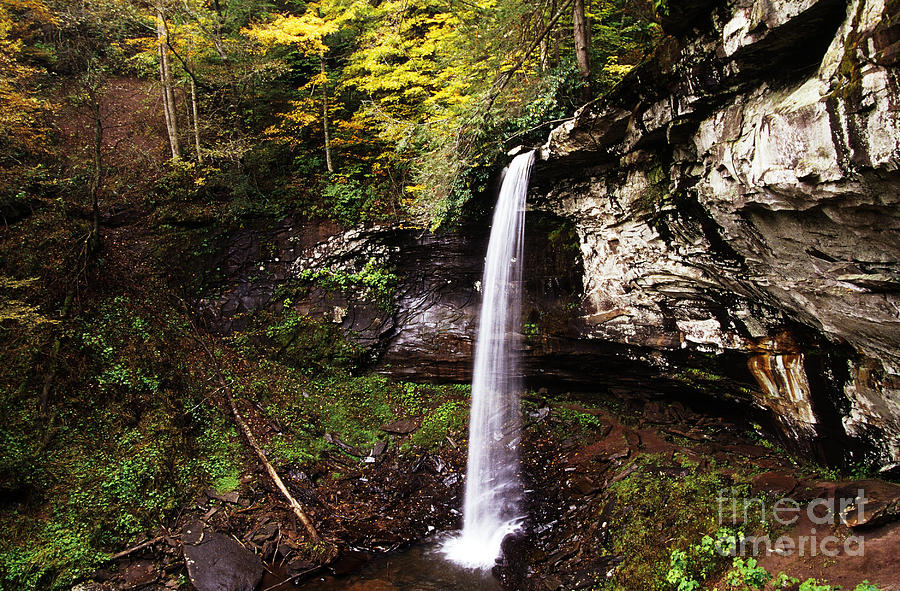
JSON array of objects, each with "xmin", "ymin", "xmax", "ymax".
[{"xmin": 532, "ymin": 0, "xmax": 900, "ymax": 465}]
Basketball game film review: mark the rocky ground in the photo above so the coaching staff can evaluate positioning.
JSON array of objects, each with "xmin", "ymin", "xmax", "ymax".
[
  {"xmin": 71, "ymin": 392, "xmax": 900, "ymax": 591},
  {"xmin": 500, "ymin": 395, "xmax": 900, "ymax": 590}
]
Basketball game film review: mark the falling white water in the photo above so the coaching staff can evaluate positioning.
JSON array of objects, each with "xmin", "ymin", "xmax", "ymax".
[{"xmin": 442, "ymin": 151, "xmax": 535, "ymax": 569}]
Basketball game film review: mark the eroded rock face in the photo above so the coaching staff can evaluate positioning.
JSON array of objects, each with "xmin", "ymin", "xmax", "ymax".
[
  {"xmin": 532, "ymin": 0, "xmax": 900, "ymax": 464},
  {"xmin": 197, "ymin": 215, "xmax": 597, "ymax": 386}
]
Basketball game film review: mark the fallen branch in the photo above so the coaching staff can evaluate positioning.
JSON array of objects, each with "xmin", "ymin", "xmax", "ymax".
[
  {"xmin": 110, "ymin": 534, "xmax": 169, "ymax": 561},
  {"xmin": 260, "ymin": 565, "xmax": 322, "ymax": 591},
  {"xmin": 225, "ymin": 384, "xmax": 322, "ymax": 542},
  {"xmin": 179, "ymin": 301, "xmax": 321, "ymax": 543}
]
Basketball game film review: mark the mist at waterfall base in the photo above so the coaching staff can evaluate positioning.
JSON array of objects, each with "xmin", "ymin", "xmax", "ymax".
[{"xmin": 442, "ymin": 151, "xmax": 536, "ymax": 570}]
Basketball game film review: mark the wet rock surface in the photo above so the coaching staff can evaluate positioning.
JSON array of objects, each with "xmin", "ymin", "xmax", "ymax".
[
  {"xmin": 498, "ymin": 396, "xmax": 900, "ymax": 590},
  {"xmin": 529, "ymin": 0, "xmax": 900, "ymax": 464}
]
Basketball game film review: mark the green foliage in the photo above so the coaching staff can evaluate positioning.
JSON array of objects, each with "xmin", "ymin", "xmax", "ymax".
[
  {"xmin": 408, "ymin": 399, "xmax": 468, "ymax": 449},
  {"xmin": 151, "ymin": 159, "xmax": 206, "ymax": 203},
  {"xmin": 665, "ymin": 550, "xmax": 700, "ymax": 591},
  {"xmin": 398, "ymin": 382, "xmax": 424, "ymax": 415},
  {"xmin": 261, "ymin": 371, "xmax": 396, "ymax": 463},
  {"xmin": 772, "ymin": 573, "xmax": 801, "ymax": 589},
  {"xmin": 554, "ymin": 406, "xmax": 606, "ymax": 432},
  {"xmin": 238, "ymin": 0, "xmax": 662, "ymax": 227},
  {"xmin": 250, "ymin": 366, "xmax": 470, "ymax": 465},
  {"xmin": 0, "ymin": 398, "xmax": 246, "ymax": 590},
  {"xmin": 0, "ymin": 513, "xmax": 107, "ymax": 591},
  {"xmin": 0, "ymin": 294, "xmax": 249, "ymax": 591},
  {"xmin": 298, "ymin": 259, "xmax": 399, "ymax": 309},
  {"xmin": 652, "ymin": 0, "xmax": 670, "ymax": 18},
  {"xmin": 665, "ymin": 528, "xmax": 742, "ymax": 590},
  {"xmin": 321, "ymin": 176, "xmax": 378, "ymax": 225},
  {"xmin": 725, "ymin": 557, "xmax": 771, "ymax": 590},
  {"xmin": 190, "ymin": 410, "xmax": 244, "ymax": 494},
  {"xmin": 609, "ymin": 460, "xmax": 733, "ymax": 588},
  {"xmin": 663, "ymin": 529, "xmax": 883, "ymax": 591}
]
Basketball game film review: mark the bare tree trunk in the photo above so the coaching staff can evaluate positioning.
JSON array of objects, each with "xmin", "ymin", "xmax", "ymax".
[
  {"xmin": 320, "ymin": 55, "xmax": 333, "ymax": 173},
  {"xmin": 190, "ymin": 76, "xmax": 202, "ymax": 163},
  {"xmin": 158, "ymin": 40, "xmax": 175, "ymax": 155},
  {"xmin": 573, "ymin": 0, "xmax": 592, "ymax": 99},
  {"xmin": 88, "ymin": 90, "xmax": 102, "ymax": 254},
  {"xmin": 157, "ymin": 9, "xmax": 181, "ymax": 158},
  {"xmin": 540, "ymin": 0, "xmax": 555, "ymax": 70},
  {"xmin": 539, "ymin": 37, "xmax": 548, "ymax": 70}
]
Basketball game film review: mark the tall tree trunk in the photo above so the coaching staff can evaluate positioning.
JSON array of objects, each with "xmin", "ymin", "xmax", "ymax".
[
  {"xmin": 157, "ymin": 9, "xmax": 180, "ymax": 158},
  {"xmin": 540, "ymin": 0, "xmax": 554, "ymax": 70},
  {"xmin": 88, "ymin": 90, "xmax": 102, "ymax": 254},
  {"xmin": 321, "ymin": 54, "xmax": 333, "ymax": 173},
  {"xmin": 158, "ymin": 39, "xmax": 175, "ymax": 155},
  {"xmin": 573, "ymin": 0, "xmax": 592, "ymax": 99},
  {"xmin": 190, "ymin": 76, "xmax": 202, "ymax": 163}
]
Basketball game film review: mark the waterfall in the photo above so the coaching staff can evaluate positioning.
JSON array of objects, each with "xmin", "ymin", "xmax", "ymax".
[{"xmin": 442, "ymin": 151, "xmax": 535, "ymax": 569}]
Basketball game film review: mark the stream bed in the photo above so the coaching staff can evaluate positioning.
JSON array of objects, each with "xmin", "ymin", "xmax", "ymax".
[{"xmin": 283, "ymin": 540, "xmax": 501, "ymax": 591}]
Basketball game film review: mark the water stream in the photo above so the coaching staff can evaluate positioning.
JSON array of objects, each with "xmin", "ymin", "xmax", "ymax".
[
  {"xmin": 291, "ymin": 542, "xmax": 502, "ymax": 591},
  {"xmin": 442, "ymin": 151, "xmax": 535, "ymax": 569}
]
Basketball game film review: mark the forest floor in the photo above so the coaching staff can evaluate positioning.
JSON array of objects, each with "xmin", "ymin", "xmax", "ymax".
[{"xmin": 70, "ymin": 388, "xmax": 900, "ymax": 591}]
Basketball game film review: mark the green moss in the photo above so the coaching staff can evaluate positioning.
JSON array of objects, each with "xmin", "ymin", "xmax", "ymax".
[
  {"xmin": 408, "ymin": 399, "xmax": 468, "ymax": 450},
  {"xmin": 679, "ymin": 367, "xmax": 726, "ymax": 382},
  {"xmin": 212, "ymin": 475, "xmax": 241, "ymax": 493},
  {"xmin": 554, "ymin": 406, "xmax": 607, "ymax": 432},
  {"xmin": 256, "ymin": 372, "xmax": 470, "ymax": 462},
  {"xmin": 605, "ymin": 458, "xmax": 742, "ymax": 590},
  {"xmin": 831, "ymin": 0, "xmax": 868, "ymax": 103},
  {"xmin": 265, "ymin": 311, "xmax": 367, "ymax": 372}
]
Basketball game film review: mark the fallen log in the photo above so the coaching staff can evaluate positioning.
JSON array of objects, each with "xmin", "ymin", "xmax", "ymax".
[{"xmin": 181, "ymin": 302, "xmax": 322, "ymax": 544}]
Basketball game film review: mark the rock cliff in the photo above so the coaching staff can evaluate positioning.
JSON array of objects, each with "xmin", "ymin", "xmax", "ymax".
[{"xmin": 532, "ymin": 0, "xmax": 900, "ymax": 465}]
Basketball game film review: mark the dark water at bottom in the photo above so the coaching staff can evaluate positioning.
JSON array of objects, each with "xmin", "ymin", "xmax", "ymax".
[{"xmin": 285, "ymin": 541, "xmax": 501, "ymax": 591}]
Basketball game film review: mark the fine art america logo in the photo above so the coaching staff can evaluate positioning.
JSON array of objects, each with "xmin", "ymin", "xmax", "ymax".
[{"xmin": 715, "ymin": 488, "xmax": 868, "ymax": 557}]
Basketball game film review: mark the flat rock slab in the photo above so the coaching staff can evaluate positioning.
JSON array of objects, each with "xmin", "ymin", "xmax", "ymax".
[
  {"xmin": 750, "ymin": 472, "xmax": 799, "ymax": 495},
  {"xmin": 182, "ymin": 522, "xmax": 263, "ymax": 591},
  {"xmin": 381, "ymin": 419, "xmax": 419, "ymax": 434}
]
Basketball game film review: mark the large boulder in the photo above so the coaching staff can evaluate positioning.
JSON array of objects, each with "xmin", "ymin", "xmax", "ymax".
[{"xmin": 182, "ymin": 522, "xmax": 263, "ymax": 591}]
